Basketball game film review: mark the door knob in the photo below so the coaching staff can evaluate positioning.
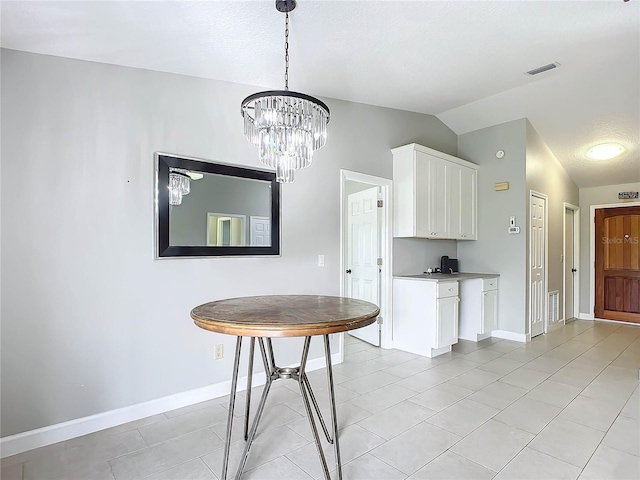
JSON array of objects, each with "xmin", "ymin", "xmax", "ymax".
[{"xmin": 346, "ymin": 269, "xmax": 352, "ymax": 274}]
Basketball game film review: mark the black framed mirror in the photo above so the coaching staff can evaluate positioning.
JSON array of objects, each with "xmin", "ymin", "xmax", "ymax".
[{"xmin": 155, "ymin": 153, "xmax": 281, "ymax": 258}]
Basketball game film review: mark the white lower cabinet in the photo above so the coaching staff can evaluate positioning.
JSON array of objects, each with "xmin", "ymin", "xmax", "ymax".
[
  {"xmin": 459, "ymin": 277, "xmax": 499, "ymax": 341},
  {"xmin": 393, "ymin": 279, "xmax": 459, "ymax": 357},
  {"xmin": 437, "ymin": 296, "xmax": 459, "ymax": 348},
  {"xmin": 481, "ymin": 289, "xmax": 498, "ymax": 335}
]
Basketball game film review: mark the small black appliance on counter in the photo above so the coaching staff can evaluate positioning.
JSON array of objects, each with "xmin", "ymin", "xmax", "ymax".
[{"xmin": 440, "ymin": 255, "xmax": 459, "ymax": 274}]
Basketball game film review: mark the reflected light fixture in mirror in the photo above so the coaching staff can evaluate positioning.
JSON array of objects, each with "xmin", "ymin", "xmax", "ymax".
[
  {"xmin": 241, "ymin": 0, "xmax": 330, "ymax": 183},
  {"xmin": 169, "ymin": 169, "xmax": 190, "ymax": 205},
  {"xmin": 168, "ymin": 169, "xmax": 204, "ymax": 205}
]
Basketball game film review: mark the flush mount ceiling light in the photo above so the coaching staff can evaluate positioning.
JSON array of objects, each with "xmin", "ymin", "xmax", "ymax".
[
  {"xmin": 241, "ymin": 0, "xmax": 330, "ymax": 183},
  {"xmin": 586, "ymin": 143, "xmax": 626, "ymax": 161}
]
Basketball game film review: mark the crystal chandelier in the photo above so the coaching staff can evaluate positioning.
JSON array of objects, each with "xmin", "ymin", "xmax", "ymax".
[
  {"xmin": 241, "ymin": 0, "xmax": 330, "ymax": 183},
  {"xmin": 168, "ymin": 169, "xmax": 191, "ymax": 206}
]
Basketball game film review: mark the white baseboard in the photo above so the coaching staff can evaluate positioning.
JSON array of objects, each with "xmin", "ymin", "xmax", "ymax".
[
  {"xmin": 1, "ymin": 353, "xmax": 341, "ymax": 458},
  {"xmin": 579, "ymin": 313, "xmax": 595, "ymax": 320},
  {"xmin": 492, "ymin": 330, "xmax": 529, "ymax": 343}
]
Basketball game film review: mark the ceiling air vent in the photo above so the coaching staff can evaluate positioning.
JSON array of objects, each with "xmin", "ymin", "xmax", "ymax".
[{"xmin": 526, "ymin": 62, "xmax": 560, "ymax": 76}]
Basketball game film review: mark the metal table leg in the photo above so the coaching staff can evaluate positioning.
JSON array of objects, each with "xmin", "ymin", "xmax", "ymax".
[
  {"xmin": 220, "ymin": 335, "xmax": 343, "ymax": 480},
  {"xmin": 244, "ymin": 337, "xmax": 255, "ymax": 441},
  {"xmin": 221, "ymin": 336, "xmax": 242, "ymax": 480},
  {"xmin": 324, "ymin": 334, "xmax": 342, "ymax": 479}
]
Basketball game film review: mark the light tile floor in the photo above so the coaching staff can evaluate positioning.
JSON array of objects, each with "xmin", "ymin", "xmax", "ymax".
[{"xmin": 2, "ymin": 320, "xmax": 639, "ymax": 480}]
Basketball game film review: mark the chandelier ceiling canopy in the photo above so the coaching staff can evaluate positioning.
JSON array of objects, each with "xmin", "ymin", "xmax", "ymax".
[{"xmin": 241, "ymin": 0, "xmax": 330, "ymax": 183}]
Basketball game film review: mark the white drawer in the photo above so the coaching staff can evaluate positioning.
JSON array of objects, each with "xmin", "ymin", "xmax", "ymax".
[
  {"xmin": 482, "ymin": 277, "xmax": 498, "ymax": 291},
  {"xmin": 437, "ymin": 282, "xmax": 458, "ymax": 298}
]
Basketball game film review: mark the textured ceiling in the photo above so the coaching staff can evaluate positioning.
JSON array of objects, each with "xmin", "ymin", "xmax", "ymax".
[{"xmin": 1, "ymin": 0, "xmax": 638, "ymax": 188}]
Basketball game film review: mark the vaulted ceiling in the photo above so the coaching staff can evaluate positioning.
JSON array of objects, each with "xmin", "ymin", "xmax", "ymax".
[{"xmin": 2, "ymin": 1, "xmax": 638, "ymax": 188}]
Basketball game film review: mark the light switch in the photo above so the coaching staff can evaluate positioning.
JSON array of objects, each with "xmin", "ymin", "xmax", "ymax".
[{"xmin": 318, "ymin": 255, "xmax": 325, "ymax": 267}]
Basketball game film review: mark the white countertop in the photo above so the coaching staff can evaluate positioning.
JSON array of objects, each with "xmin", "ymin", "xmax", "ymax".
[{"xmin": 394, "ymin": 272, "xmax": 499, "ymax": 282}]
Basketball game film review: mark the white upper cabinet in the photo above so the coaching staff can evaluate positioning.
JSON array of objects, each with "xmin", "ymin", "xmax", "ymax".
[
  {"xmin": 459, "ymin": 166, "xmax": 477, "ymax": 240},
  {"xmin": 392, "ymin": 143, "xmax": 478, "ymax": 240}
]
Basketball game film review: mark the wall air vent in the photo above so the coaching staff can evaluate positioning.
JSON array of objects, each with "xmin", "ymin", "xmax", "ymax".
[
  {"xmin": 548, "ymin": 291, "xmax": 559, "ymax": 323},
  {"xmin": 526, "ymin": 62, "xmax": 560, "ymax": 76}
]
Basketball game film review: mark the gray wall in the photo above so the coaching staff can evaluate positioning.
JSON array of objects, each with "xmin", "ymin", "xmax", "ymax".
[
  {"xmin": 525, "ymin": 121, "xmax": 579, "ymax": 328},
  {"xmin": 0, "ymin": 49, "xmax": 457, "ymax": 436},
  {"xmin": 170, "ymin": 174, "xmax": 271, "ymax": 246},
  {"xmin": 457, "ymin": 119, "xmax": 528, "ymax": 334},
  {"xmin": 457, "ymin": 119, "xmax": 578, "ymax": 336},
  {"xmin": 578, "ymin": 182, "xmax": 640, "ymax": 315},
  {"xmin": 393, "ymin": 238, "xmax": 457, "ymax": 276}
]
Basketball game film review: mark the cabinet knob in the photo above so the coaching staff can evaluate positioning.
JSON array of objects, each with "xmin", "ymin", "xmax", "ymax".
[{"xmin": 346, "ymin": 269, "xmax": 352, "ymax": 274}]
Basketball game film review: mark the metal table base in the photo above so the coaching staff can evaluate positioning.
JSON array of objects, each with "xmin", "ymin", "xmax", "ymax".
[{"xmin": 221, "ymin": 335, "xmax": 342, "ymax": 480}]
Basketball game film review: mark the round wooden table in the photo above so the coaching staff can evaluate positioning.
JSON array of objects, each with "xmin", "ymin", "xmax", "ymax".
[{"xmin": 191, "ymin": 295, "xmax": 380, "ymax": 480}]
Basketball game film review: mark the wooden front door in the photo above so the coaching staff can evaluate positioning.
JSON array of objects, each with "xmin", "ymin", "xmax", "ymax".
[{"xmin": 595, "ymin": 206, "xmax": 640, "ymax": 323}]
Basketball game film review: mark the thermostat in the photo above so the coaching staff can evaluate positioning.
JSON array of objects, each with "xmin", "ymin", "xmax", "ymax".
[
  {"xmin": 496, "ymin": 150, "xmax": 505, "ymax": 159},
  {"xmin": 508, "ymin": 216, "xmax": 520, "ymax": 234}
]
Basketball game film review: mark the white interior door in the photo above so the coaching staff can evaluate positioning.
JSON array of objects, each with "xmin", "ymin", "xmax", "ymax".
[
  {"xmin": 564, "ymin": 208, "xmax": 576, "ymax": 320},
  {"xmin": 250, "ymin": 216, "xmax": 270, "ymax": 246},
  {"xmin": 530, "ymin": 194, "xmax": 547, "ymax": 337},
  {"xmin": 346, "ymin": 186, "xmax": 380, "ymax": 346}
]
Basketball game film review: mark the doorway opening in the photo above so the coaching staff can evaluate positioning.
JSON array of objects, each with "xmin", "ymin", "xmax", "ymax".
[
  {"xmin": 563, "ymin": 203, "xmax": 580, "ymax": 322},
  {"xmin": 340, "ymin": 170, "xmax": 392, "ymax": 353},
  {"xmin": 529, "ymin": 191, "xmax": 548, "ymax": 338}
]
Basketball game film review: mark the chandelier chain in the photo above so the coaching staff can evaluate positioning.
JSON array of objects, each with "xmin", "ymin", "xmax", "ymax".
[
  {"xmin": 240, "ymin": 1, "xmax": 330, "ymax": 183},
  {"xmin": 284, "ymin": 12, "xmax": 289, "ymax": 90}
]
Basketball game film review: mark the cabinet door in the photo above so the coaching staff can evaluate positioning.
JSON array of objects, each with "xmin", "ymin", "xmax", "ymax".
[
  {"xmin": 429, "ymin": 158, "xmax": 448, "ymax": 237},
  {"xmin": 415, "ymin": 152, "xmax": 432, "ymax": 237},
  {"xmin": 481, "ymin": 289, "xmax": 498, "ymax": 334},
  {"xmin": 460, "ymin": 167, "xmax": 477, "ymax": 240},
  {"xmin": 436, "ymin": 296, "xmax": 459, "ymax": 347},
  {"xmin": 447, "ymin": 163, "xmax": 462, "ymax": 239}
]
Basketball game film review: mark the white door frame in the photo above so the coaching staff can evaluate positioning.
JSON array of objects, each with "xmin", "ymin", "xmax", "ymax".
[
  {"xmin": 529, "ymin": 190, "xmax": 549, "ymax": 336},
  {"xmin": 588, "ymin": 201, "xmax": 640, "ymax": 320},
  {"xmin": 562, "ymin": 203, "xmax": 580, "ymax": 322},
  {"xmin": 340, "ymin": 170, "xmax": 393, "ymax": 358}
]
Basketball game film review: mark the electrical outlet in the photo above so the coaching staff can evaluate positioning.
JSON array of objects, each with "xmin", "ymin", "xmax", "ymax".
[{"xmin": 214, "ymin": 344, "xmax": 224, "ymax": 360}]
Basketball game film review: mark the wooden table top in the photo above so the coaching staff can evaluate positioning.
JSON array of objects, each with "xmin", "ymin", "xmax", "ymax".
[{"xmin": 191, "ymin": 295, "xmax": 380, "ymax": 337}]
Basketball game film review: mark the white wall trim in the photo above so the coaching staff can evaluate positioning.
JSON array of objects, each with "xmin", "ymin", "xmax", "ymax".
[
  {"xmin": 589, "ymin": 201, "xmax": 640, "ymax": 319},
  {"xmin": 579, "ymin": 313, "xmax": 595, "ymax": 320},
  {"xmin": 0, "ymin": 353, "xmax": 341, "ymax": 458},
  {"xmin": 562, "ymin": 202, "xmax": 580, "ymax": 322},
  {"xmin": 339, "ymin": 169, "xmax": 393, "ymax": 349},
  {"xmin": 492, "ymin": 330, "xmax": 529, "ymax": 343}
]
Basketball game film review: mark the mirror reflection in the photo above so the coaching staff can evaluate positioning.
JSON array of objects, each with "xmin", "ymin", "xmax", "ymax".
[
  {"xmin": 156, "ymin": 153, "xmax": 280, "ymax": 258},
  {"xmin": 169, "ymin": 173, "xmax": 271, "ymax": 247}
]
